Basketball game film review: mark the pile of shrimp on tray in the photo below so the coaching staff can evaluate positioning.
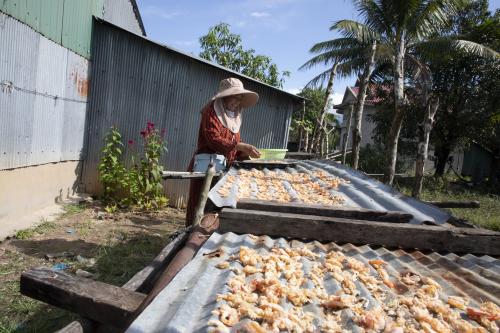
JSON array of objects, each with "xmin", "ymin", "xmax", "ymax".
[{"xmin": 127, "ymin": 232, "xmax": 500, "ymax": 333}]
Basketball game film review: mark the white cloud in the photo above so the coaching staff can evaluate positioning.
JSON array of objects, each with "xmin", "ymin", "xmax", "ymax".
[
  {"xmin": 142, "ymin": 6, "xmax": 182, "ymax": 20},
  {"xmin": 286, "ymin": 88, "xmax": 301, "ymax": 95},
  {"xmin": 250, "ymin": 11, "xmax": 270, "ymax": 18},
  {"xmin": 331, "ymin": 92, "xmax": 344, "ymax": 105}
]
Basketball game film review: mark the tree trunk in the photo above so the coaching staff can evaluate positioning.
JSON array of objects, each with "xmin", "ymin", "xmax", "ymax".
[
  {"xmin": 352, "ymin": 42, "xmax": 377, "ymax": 170},
  {"xmin": 342, "ymin": 105, "xmax": 353, "ymax": 165},
  {"xmin": 412, "ymin": 98, "xmax": 439, "ymax": 198},
  {"xmin": 304, "ymin": 131, "xmax": 309, "ymax": 152},
  {"xmin": 325, "ymin": 128, "xmax": 329, "ymax": 157},
  {"xmin": 311, "ymin": 63, "xmax": 338, "ymax": 154},
  {"xmin": 320, "ymin": 131, "xmax": 325, "ymax": 157},
  {"xmin": 488, "ymin": 150, "xmax": 499, "ymax": 188},
  {"xmin": 298, "ymin": 100, "xmax": 306, "ymax": 151},
  {"xmin": 384, "ymin": 35, "xmax": 406, "ymax": 185},
  {"xmin": 434, "ymin": 146, "xmax": 451, "ymax": 176}
]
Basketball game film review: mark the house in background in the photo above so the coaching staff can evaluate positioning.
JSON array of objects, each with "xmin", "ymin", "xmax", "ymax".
[
  {"xmin": 334, "ymin": 84, "xmax": 385, "ymax": 152},
  {"xmin": 334, "ymin": 84, "xmax": 469, "ymax": 176}
]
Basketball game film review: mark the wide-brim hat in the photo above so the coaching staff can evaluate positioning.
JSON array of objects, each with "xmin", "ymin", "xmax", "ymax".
[{"xmin": 211, "ymin": 78, "xmax": 259, "ymax": 108}]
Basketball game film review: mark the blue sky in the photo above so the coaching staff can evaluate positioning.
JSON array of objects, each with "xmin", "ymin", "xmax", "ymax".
[{"xmin": 137, "ymin": 0, "xmax": 500, "ymax": 105}]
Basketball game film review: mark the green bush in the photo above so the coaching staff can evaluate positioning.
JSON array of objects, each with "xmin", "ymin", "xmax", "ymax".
[
  {"xmin": 357, "ymin": 144, "xmax": 409, "ymax": 174},
  {"xmin": 98, "ymin": 123, "xmax": 168, "ymax": 211}
]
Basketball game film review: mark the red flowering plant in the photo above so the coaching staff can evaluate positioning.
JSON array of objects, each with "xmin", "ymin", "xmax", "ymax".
[
  {"xmin": 129, "ymin": 122, "xmax": 168, "ymax": 210},
  {"xmin": 98, "ymin": 122, "xmax": 168, "ymax": 211}
]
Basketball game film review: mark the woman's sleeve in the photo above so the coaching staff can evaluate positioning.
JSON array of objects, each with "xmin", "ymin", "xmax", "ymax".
[{"xmin": 201, "ymin": 108, "xmax": 238, "ymax": 155}]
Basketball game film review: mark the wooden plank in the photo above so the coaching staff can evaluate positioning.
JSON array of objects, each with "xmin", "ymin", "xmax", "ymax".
[
  {"xmin": 54, "ymin": 321, "xmax": 97, "ymax": 333},
  {"xmin": 21, "ymin": 268, "xmax": 146, "ymax": 329},
  {"xmin": 424, "ymin": 200, "xmax": 480, "ymax": 208},
  {"xmin": 56, "ymin": 229, "xmax": 190, "ymax": 332},
  {"xmin": 218, "ymin": 209, "xmax": 500, "ymax": 255},
  {"xmin": 236, "ymin": 199, "xmax": 413, "ymax": 223},
  {"xmin": 234, "ymin": 160, "xmax": 297, "ymax": 169},
  {"xmin": 162, "ymin": 171, "xmax": 221, "ymax": 179},
  {"xmin": 122, "ymin": 229, "xmax": 190, "ymax": 293}
]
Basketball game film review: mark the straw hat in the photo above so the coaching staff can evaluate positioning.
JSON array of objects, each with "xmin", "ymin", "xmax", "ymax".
[{"xmin": 211, "ymin": 78, "xmax": 259, "ymax": 108}]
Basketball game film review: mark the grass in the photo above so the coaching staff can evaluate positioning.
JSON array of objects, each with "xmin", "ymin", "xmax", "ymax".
[
  {"xmin": 394, "ymin": 176, "xmax": 500, "ymax": 231},
  {"xmin": 14, "ymin": 219, "xmax": 58, "ymax": 240},
  {"xmin": 76, "ymin": 219, "xmax": 93, "ymax": 237},
  {"xmin": 1, "ymin": 203, "xmax": 184, "ymax": 332},
  {"xmin": 60, "ymin": 203, "xmax": 85, "ymax": 218},
  {"xmin": 0, "ymin": 250, "xmax": 77, "ymax": 333}
]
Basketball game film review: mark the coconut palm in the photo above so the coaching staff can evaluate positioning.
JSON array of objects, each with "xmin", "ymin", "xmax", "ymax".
[
  {"xmin": 332, "ymin": 0, "xmax": 498, "ymax": 184},
  {"xmin": 300, "ymin": 30, "xmax": 385, "ymax": 163}
]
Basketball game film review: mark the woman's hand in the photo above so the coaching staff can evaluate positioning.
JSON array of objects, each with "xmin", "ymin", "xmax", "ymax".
[{"xmin": 236, "ymin": 142, "xmax": 261, "ymax": 158}]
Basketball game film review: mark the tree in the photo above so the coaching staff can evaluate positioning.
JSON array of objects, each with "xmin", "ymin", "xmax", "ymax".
[
  {"xmin": 299, "ymin": 25, "xmax": 385, "ymax": 162},
  {"xmin": 289, "ymin": 88, "xmax": 339, "ymax": 154},
  {"xmin": 334, "ymin": 0, "xmax": 498, "ymax": 185},
  {"xmin": 431, "ymin": 3, "xmax": 500, "ymax": 178},
  {"xmin": 199, "ymin": 23, "xmax": 289, "ymax": 88}
]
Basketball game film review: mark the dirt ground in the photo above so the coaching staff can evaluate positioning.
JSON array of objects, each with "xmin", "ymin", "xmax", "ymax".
[{"xmin": 0, "ymin": 201, "xmax": 185, "ymax": 333}]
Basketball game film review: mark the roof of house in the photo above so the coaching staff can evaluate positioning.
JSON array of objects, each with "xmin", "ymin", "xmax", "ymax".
[
  {"xmin": 334, "ymin": 84, "xmax": 390, "ymax": 113},
  {"xmin": 130, "ymin": 0, "xmax": 147, "ymax": 36}
]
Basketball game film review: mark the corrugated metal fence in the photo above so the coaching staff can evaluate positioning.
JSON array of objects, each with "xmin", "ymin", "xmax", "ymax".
[{"xmin": 81, "ymin": 20, "xmax": 302, "ymax": 207}]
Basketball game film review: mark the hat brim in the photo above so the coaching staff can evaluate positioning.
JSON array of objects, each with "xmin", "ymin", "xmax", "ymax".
[{"xmin": 211, "ymin": 87, "xmax": 259, "ymax": 108}]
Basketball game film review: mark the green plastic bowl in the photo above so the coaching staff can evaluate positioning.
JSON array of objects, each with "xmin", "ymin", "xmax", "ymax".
[{"xmin": 257, "ymin": 149, "xmax": 288, "ymax": 160}]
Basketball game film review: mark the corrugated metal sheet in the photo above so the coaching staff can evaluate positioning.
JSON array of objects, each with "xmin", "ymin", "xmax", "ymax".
[
  {"xmin": 127, "ymin": 231, "xmax": 500, "ymax": 332},
  {"xmin": 103, "ymin": 0, "xmax": 144, "ymax": 36},
  {"xmin": 81, "ymin": 20, "xmax": 302, "ymax": 207},
  {"xmin": 0, "ymin": 13, "xmax": 88, "ymax": 169},
  {"xmin": 0, "ymin": 0, "xmax": 104, "ymax": 58},
  {"xmin": 208, "ymin": 160, "xmax": 451, "ymax": 224}
]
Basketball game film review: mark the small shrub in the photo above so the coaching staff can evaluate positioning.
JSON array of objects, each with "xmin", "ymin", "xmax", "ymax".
[
  {"xmin": 98, "ymin": 127, "xmax": 127, "ymax": 202},
  {"xmin": 98, "ymin": 123, "xmax": 168, "ymax": 211},
  {"xmin": 134, "ymin": 122, "xmax": 169, "ymax": 209}
]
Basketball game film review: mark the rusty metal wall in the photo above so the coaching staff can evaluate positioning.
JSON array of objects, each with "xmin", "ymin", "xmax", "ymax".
[
  {"xmin": 0, "ymin": 13, "xmax": 88, "ymax": 170},
  {"xmin": 81, "ymin": 20, "xmax": 302, "ymax": 207},
  {"xmin": 128, "ymin": 232, "xmax": 500, "ymax": 332}
]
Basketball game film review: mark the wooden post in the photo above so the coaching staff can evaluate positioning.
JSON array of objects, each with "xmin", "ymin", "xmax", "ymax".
[
  {"xmin": 424, "ymin": 200, "xmax": 480, "ymax": 209},
  {"xmin": 193, "ymin": 159, "xmax": 216, "ymax": 226},
  {"xmin": 342, "ymin": 104, "xmax": 353, "ymax": 164}
]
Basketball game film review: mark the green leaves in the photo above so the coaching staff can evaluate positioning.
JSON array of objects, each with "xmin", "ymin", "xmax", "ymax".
[
  {"xmin": 98, "ymin": 125, "xmax": 169, "ymax": 212},
  {"xmin": 199, "ymin": 23, "xmax": 289, "ymax": 88}
]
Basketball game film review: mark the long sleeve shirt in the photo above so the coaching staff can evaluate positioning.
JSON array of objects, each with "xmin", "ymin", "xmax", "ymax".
[{"xmin": 187, "ymin": 103, "xmax": 243, "ymax": 171}]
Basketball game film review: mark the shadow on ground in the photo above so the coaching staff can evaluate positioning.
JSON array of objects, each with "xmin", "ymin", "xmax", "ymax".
[{"xmin": 3, "ymin": 230, "xmax": 177, "ymax": 333}]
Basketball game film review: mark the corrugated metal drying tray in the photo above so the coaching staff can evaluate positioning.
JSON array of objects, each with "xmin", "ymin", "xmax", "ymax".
[
  {"xmin": 127, "ymin": 232, "xmax": 499, "ymax": 333},
  {"xmin": 208, "ymin": 160, "xmax": 451, "ymax": 225}
]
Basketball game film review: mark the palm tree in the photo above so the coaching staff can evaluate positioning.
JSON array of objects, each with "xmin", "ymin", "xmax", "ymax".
[
  {"xmin": 334, "ymin": 0, "xmax": 498, "ymax": 184},
  {"xmin": 300, "ymin": 29, "xmax": 384, "ymax": 164}
]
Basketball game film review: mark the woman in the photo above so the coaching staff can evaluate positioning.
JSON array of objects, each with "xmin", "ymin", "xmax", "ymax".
[{"xmin": 185, "ymin": 78, "xmax": 261, "ymax": 225}]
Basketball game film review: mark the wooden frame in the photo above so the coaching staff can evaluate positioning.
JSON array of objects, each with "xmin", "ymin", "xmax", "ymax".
[
  {"xmin": 236, "ymin": 199, "xmax": 413, "ymax": 223},
  {"xmin": 218, "ymin": 208, "xmax": 500, "ymax": 255}
]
